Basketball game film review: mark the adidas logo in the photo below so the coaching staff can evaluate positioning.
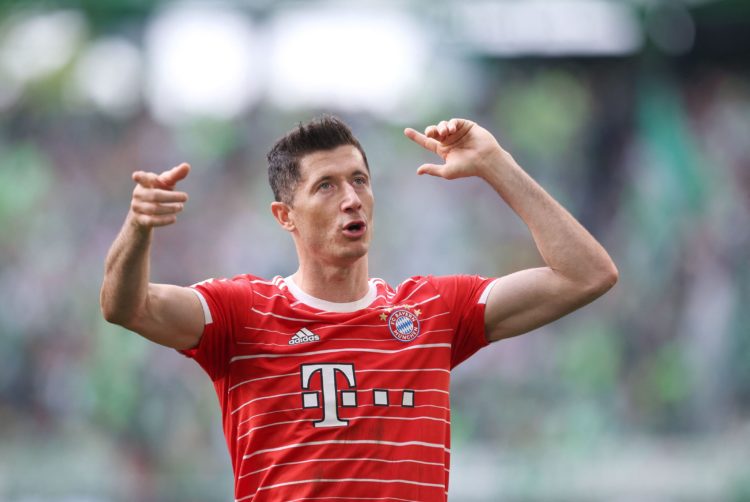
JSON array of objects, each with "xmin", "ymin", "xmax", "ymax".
[{"xmin": 289, "ymin": 327, "xmax": 320, "ymax": 345}]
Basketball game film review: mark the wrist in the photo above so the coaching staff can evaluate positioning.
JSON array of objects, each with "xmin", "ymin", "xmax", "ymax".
[
  {"xmin": 125, "ymin": 211, "xmax": 154, "ymax": 239},
  {"xmin": 477, "ymin": 146, "xmax": 515, "ymax": 181}
]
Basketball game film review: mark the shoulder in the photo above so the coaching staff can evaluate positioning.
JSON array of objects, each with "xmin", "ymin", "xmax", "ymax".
[
  {"xmin": 189, "ymin": 274, "xmax": 280, "ymax": 303},
  {"xmin": 192, "ymin": 274, "xmax": 276, "ymax": 287},
  {"xmin": 393, "ymin": 275, "xmax": 456, "ymax": 292},
  {"xmin": 401, "ymin": 274, "xmax": 498, "ymax": 302}
]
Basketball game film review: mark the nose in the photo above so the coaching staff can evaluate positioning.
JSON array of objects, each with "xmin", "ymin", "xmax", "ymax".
[{"xmin": 340, "ymin": 182, "xmax": 362, "ymax": 212}]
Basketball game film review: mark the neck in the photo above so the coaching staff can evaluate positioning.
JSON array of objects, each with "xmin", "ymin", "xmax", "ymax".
[{"xmin": 291, "ymin": 255, "xmax": 370, "ymax": 303}]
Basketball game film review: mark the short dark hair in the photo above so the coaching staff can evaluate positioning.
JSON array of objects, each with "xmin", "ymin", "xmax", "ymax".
[{"xmin": 267, "ymin": 115, "xmax": 369, "ymax": 205}]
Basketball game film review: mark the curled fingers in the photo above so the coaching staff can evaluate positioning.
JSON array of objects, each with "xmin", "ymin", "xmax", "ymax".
[
  {"xmin": 130, "ymin": 201, "xmax": 182, "ymax": 227},
  {"xmin": 132, "ymin": 214, "xmax": 178, "ymax": 228},
  {"xmin": 131, "ymin": 200, "xmax": 184, "ymax": 216},
  {"xmin": 131, "ymin": 189, "xmax": 187, "ymax": 228},
  {"xmin": 133, "ymin": 186, "xmax": 188, "ymax": 203}
]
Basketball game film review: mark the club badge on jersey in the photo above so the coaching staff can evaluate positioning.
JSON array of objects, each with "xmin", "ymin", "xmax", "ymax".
[{"xmin": 387, "ymin": 308, "xmax": 421, "ymax": 342}]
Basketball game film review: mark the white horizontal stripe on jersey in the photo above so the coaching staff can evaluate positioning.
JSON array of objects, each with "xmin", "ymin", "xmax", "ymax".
[
  {"xmin": 240, "ymin": 413, "xmax": 449, "ymax": 437},
  {"xmin": 354, "ymin": 414, "xmax": 450, "ymax": 425},
  {"xmin": 421, "ymin": 328, "xmax": 453, "ymax": 336},
  {"xmin": 232, "ymin": 391, "xmax": 301, "ymax": 415},
  {"xmin": 228, "ymin": 371, "xmax": 298, "ymax": 392},
  {"xmin": 419, "ymin": 311, "xmax": 451, "ymax": 322},
  {"xmin": 242, "ymin": 456, "xmax": 444, "ymax": 479},
  {"xmin": 414, "ymin": 403, "xmax": 451, "ymax": 412},
  {"xmin": 399, "ymin": 280, "xmax": 427, "ymax": 302},
  {"xmin": 285, "ymin": 495, "xmax": 422, "ymax": 502},
  {"xmin": 355, "ymin": 387, "xmax": 449, "ymax": 396},
  {"xmin": 232, "ymin": 383, "xmax": 449, "ymax": 416},
  {"xmin": 239, "ymin": 418, "xmax": 315, "ymax": 439},
  {"xmin": 250, "ymin": 308, "xmax": 318, "ymax": 323},
  {"xmin": 298, "ymin": 320, "xmax": 451, "ymax": 335},
  {"xmin": 313, "ymin": 323, "xmax": 385, "ymax": 330},
  {"xmin": 238, "ymin": 407, "xmax": 302, "ymax": 427},
  {"xmin": 411, "ymin": 294, "xmax": 441, "ymax": 307},
  {"xmin": 231, "ymin": 368, "xmax": 450, "ymax": 396},
  {"xmin": 236, "ymin": 341, "xmax": 297, "ymax": 347},
  {"xmin": 241, "ymin": 476, "xmax": 445, "ymax": 501},
  {"xmin": 253, "ymin": 290, "xmax": 289, "ymax": 301},
  {"xmin": 243, "ymin": 439, "xmax": 449, "ymax": 460},
  {"xmin": 249, "ymin": 279, "xmax": 278, "ymax": 286},
  {"xmin": 332, "ymin": 328, "xmax": 453, "ymax": 344},
  {"xmin": 357, "ymin": 367, "xmax": 450, "ymax": 375},
  {"xmin": 332, "ymin": 338, "xmax": 406, "ymax": 343},
  {"xmin": 398, "ymin": 277, "xmax": 419, "ymax": 287},
  {"xmin": 290, "ymin": 300, "xmax": 391, "ymax": 314},
  {"xmin": 230, "ymin": 343, "xmax": 451, "ymax": 364},
  {"xmin": 355, "ymin": 402, "xmax": 451, "ymax": 413},
  {"xmin": 243, "ymin": 326, "xmax": 295, "ymax": 336}
]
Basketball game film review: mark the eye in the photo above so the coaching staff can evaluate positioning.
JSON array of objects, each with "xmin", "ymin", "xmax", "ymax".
[
  {"xmin": 317, "ymin": 181, "xmax": 333, "ymax": 191},
  {"xmin": 353, "ymin": 176, "xmax": 368, "ymax": 186}
]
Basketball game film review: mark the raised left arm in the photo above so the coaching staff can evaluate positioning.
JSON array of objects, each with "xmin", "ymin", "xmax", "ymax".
[{"xmin": 404, "ymin": 119, "xmax": 618, "ymax": 342}]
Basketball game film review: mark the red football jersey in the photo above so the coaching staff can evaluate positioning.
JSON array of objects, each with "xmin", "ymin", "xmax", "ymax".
[{"xmin": 181, "ymin": 274, "xmax": 497, "ymax": 502}]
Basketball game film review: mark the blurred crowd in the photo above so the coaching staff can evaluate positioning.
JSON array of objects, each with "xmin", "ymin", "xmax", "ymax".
[{"xmin": 0, "ymin": 2, "xmax": 749, "ymax": 501}]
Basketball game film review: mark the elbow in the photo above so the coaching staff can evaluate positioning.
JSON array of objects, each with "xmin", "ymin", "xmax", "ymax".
[
  {"xmin": 587, "ymin": 261, "xmax": 619, "ymax": 297},
  {"xmin": 100, "ymin": 287, "xmax": 117, "ymax": 324},
  {"xmin": 101, "ymin": 304, "xmax": 125, "ymax": 326},
  {"xmin": 100, "ymin": 288, "xmax": 114, "ymax": 323},
  {"xmin": 101, "ymin": 306, "xmax": 141, "ymax": 331},
  {"xmin": 99, "ymin": 288, "xmax": 137, "ymax": 328},
  {"xmin": 100, "ymin": 297, "xmax": 126, "ymax": 326}
]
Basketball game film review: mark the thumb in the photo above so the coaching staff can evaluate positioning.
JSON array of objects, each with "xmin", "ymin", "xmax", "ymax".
[
  {"xmin": 158, "ymin": 162, "xmax": 191, "ymax": 188},
  {"xmin": 132, "ymin": 170, "xmax": 159, "ymax": 188},
  {"xmin": 416, "ymin": 164, "xmax": 443, "ymax": 177}
]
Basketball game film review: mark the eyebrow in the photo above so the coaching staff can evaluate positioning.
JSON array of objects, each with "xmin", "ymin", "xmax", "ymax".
[{"xmin": 310, "ymin": 169, "xmax": 369, "ymax": 187}]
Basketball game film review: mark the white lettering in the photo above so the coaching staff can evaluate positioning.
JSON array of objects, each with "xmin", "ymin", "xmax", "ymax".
[{"xmin": 300, "ymin": 364, "xmax": 356, "ymax": 428}]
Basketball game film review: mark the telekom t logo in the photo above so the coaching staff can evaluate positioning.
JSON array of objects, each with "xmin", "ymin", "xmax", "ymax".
[
  {"xmin": 300, "ymin": 363, "xmax": 416, "ymax": 428},
  {"xmin": 300, "ymin": 363, "xmax": 357, "ymax": 428}
]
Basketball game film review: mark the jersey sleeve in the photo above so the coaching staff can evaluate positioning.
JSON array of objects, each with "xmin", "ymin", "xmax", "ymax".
[
  {"xmin": 426, "ymin": 275, "xmax": 499, "ymax": 369},
  {"xmin": 179, "ymin": 276, "xmax": 253, "ymax": 381}
]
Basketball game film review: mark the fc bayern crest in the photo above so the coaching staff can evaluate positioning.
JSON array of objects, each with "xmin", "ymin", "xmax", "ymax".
[{"xmin": 388, "ymin": 309, "xmax": 420, "ymax": 342}]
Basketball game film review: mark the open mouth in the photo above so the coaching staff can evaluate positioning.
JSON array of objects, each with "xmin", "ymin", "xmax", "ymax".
[{"xmin": 342, "ymin": 220, "xmax": 366, "ymax": 237}]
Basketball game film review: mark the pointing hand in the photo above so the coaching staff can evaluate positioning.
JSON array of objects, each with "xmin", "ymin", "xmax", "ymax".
[
  {"xmin": 129, "ymin": 163, "xmax": 190, "ymax": 229},
  {"xmin": 404, "ymin": 119, "xmax": 507, "ymax": 180}
]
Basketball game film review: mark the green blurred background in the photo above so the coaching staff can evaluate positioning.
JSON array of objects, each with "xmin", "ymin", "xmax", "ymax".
[{"xmin": 0, "ymin": 0, "xmax": 749, "ymax": 500}]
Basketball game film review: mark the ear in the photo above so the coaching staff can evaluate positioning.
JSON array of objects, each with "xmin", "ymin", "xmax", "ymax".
[{"xmin": 271, "ymin": 201, "xmax": 295, "ymax": 231}]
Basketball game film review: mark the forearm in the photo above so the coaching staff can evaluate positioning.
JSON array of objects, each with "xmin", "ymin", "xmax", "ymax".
[
  {"xmin": 100, "ymin": 213, "xmax": 153, "ymax": 326},
  {"xmin": 480, "ymin": 150, "xmax": 617, "ymax": 288}
]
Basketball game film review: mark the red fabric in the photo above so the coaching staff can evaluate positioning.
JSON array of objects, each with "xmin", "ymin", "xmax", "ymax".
[{"xmin": 181, "ymin": 274, "xmax": 494, "ymax": 502}]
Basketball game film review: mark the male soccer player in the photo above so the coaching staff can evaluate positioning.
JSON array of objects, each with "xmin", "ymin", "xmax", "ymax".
[{"xmin": 100, "ymin": 116, "xmax": 618, "ymax": 501}]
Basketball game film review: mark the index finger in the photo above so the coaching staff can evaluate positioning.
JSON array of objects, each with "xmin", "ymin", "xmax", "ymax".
[
  {"xmin": 157, "ymin": 162, "xmax": 191, "ymax": 188},
  {"xmin": 403, "ymin": 128, "xmax": 440, "ymax": 154}
]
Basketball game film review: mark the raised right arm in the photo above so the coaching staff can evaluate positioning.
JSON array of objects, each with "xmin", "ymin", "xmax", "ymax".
[{"xmin": 100, "ymin": 163, "xmax": 205, "ymax": 350}]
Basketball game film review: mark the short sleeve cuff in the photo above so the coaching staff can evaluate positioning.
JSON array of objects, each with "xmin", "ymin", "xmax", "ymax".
[{"xmin": 190, "ymin": 288, "xmax": 213, "ymax": 325}]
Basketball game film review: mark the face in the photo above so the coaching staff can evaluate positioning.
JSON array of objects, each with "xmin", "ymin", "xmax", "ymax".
[{"xmin": 273, "ymin": 145, "xmax": 374, "ymax": 266}]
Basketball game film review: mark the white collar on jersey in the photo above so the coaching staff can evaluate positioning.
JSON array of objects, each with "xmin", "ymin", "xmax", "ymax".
[{"xmin": 284, "ymin": 275, "xmax": 378, "ymax": 313}]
